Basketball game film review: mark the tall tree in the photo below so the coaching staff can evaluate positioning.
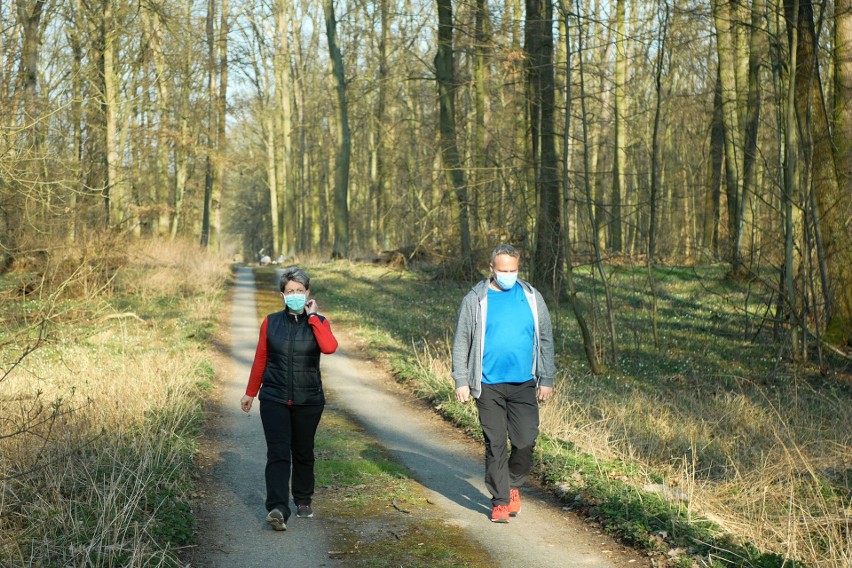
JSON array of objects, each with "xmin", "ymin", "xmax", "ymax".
[
  {"xmin": 611, "ymin": 0, "xmax": 627, "ymax": 253},
  {"xmin": 370, "ymin": 0, "xmax": 390, "ymax": 249},
  {"xmin": 781, "ymin": 0, "xmax": 801, "ymax": 355},
  {"xmin": 324, "ymin": 0, "xmax": 350, "ymax": 259},
  {"xmin": 739, "ymin": 0, "xmax": 767, "ymax": 268},
  {"xmin": 575, "ymin": 0, "xmax": 618, "ymax": 364},
  {"xmin": 785, "ymin": 0, "xmax": 851, "ymax": 345},
  {"xmin": 211, "ymin": 0, "xmax": 228, "ymax": 250},
  {"xmin": 274, "ymin": 0, "xmax": 294, "ymax": 257},
  {"xmin": 702, "ymin": 70, "xmax": 724, "ymax": 257},
  {"xmin": 837, "ymin": 0, "xmax": 852, "ymax": 191},
  {"xmin": 526, "ymin": 0, "xmax": 561, "ymax": 296},
  {"xmin": 557, "ymin": 0, "xmax": 600, "ymax": 373},
  {"xmin": 711, "ymin": 0, "xmax": 745, "ymax": 274},
  {"xmin": 435, "ymin": 0, "xmax": 474, "ymax": 277},
  {"xmin": 201, "ymin": 0, "xmax": 217, "ymax": 248},
  {"xmin": 832, "ymin": 0, "xmax": 852, "ymax": 343},
  {"xmin": 16, "ymin": 0, "xmax": 46, "ymax": 127}
]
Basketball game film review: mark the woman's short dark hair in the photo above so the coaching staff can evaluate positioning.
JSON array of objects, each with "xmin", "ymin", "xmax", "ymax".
[
  {"xmin": 490, "ymin": 244, "xmax": 520, "ymax": 265},
  {"xmin": 279, "ymin": 266, "xmax": 311, "ymax": 292}
]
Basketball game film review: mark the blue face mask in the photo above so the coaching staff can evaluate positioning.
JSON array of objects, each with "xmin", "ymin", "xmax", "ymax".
[
  {"xmin": 494, "ymin": 273, "xmax": 517, "ymax": 291},
  {"xmin": 284, "ymin": 293, "xmax": 307, "ymax": 312}
]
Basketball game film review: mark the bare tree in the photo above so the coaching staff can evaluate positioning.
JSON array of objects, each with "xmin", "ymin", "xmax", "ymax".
[
  {"xmin": 526, "ymin": 0, "xmax": 561, "ymax": 296},
  {"xmin": 323, "ymin": 0, "xmax": 350, "ymax": 259},
  {"xmin": 435, "ymin": 0, "xmax": 474, "ymax": 277}
]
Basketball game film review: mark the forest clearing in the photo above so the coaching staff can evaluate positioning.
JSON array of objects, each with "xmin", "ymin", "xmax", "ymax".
[{"xmin": 2, "ymin": 0, "xmax": 851, "ymax": 565}]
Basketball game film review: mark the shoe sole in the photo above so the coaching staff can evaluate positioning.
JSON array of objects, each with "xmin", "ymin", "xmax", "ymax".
[
  {"xmin": 490, "ymin": 517, "xmax": 509, "ymax": 523},
  {"xmin": 266, "ymin": 512, "xmax": 287, "ymax": 531},
  {"xmin": 297, "ymin": 512, "xmax": 314, "ymax": 518},
  {"xmin": 509, "ymin": 507, "xmax": 520, "ymax": 517}
]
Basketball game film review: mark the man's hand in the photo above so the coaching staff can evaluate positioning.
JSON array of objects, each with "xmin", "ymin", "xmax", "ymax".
[
  {"xmin": 536, "ymin": 386, "xmax": 553, "ymax": 402},
  {"xmin": 455, "ymin": 385, "xmax": 471, "ymax": 403}
]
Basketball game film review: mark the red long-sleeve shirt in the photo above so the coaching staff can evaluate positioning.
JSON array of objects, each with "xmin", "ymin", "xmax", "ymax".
[{"xmin": 245, "ymin": 314, "xmax": 338, "ymax": 397}]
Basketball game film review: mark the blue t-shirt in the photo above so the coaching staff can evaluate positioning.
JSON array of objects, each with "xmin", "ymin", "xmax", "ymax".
[{"xmin": 482, "ymin": 283, "xmax": 535, "ymax": 384}]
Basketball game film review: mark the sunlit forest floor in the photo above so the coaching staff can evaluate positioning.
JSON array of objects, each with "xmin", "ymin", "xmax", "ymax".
[{"xmin": 297, "ymin": 259, "xmax": 850, "ymax": 568}]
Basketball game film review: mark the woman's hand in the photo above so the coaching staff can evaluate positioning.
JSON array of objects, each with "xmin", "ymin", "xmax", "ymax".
[
  {"xmin": 306, "ymin": 299, "xmax": 318, "ymax": 316},
  {"xmin": 240, "ymin": 395, "xmax": 254, "ymax": 413}
]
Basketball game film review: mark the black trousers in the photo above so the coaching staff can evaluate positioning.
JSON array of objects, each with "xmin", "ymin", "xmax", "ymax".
[
  {"xmin": 259, "ymin": 399, "xmax": 324, "ymax": 518},
  {"xmin": 475, "ymin": 379, "xmax": 539, "ymax": 506}
]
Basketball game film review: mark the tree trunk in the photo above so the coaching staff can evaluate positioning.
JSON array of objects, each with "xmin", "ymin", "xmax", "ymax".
[
  {"xmin": 275, "ymin": 0, "xmax": 294, "ymax": 257},
  {"xmin": 832, "ymin": 0, "xmax": 852, "ymax": 343},
  {"xmin": 611, "ymin": 0, "xmax": 627, "ymax": 254},
  {"xmin": 370, "ymin": 0, "xmax": 390, "ymax": 249},
  {"xmin": 211, "ymin": 0, "xmax": 228, "ymax": 252},
  {"xmin": 201, "ymin": 0, "xmax": 217, "ymax": 247},
  {"xmin": 103, "ymin": 0, "xmax": 119, "ymax": 228},
  {"xmin": 558, "ymin": 0, "xmax": 601, "ymax": 374},
  {"xmin": 782, "ymin": 0, "xmax": 801, "ymax": 356},
  {"xmin": 703, "ymin": 69, "xmax": 724, "ymax": 256},
  {"xmin": 434, "ymin": 0, "xmax": 474, "ymax": 278},
  {"xmin": 324, "ymin": 0, "xmax": 350, "ymax": 259},
  {"xmin": 836, "ymin": 0, "xmax": 852, "ymax": 191},
  {"xmin": 647, "ymin": 2, "xmax": 669, "ymax": 349},
  {"xmin": 786, "ymin": 0, "xmax": 851, "ymax": 344},
  {"xmin": 140, "ymin": 4, "xmax": 171, "ymax": 237},
  {"xmin": 711, "ymin": 0, "xmax": 744, "ymax": 273},
  {"xmin": 69, "ymin": 0, "xmax": 83, "ymax": 242},
  {"xmin": 16, "ymin": 0, "xmax": 45, "ymax": 126},
  {"xmin": 472, "ymin": 0, "xmax": 491, "ymax": 241},
  {"xmin": 575, "ymin": 0, "xmax": 618, "ymax": 365},
  {"xmin": 526, "ymin": 0, "xmax": 562, "ymax": 297}
]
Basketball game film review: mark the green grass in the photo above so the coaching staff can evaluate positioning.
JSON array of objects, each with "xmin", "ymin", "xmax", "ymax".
[{"xmin": 266, "ymin": 260, "xmax": 850, "ymax": 568}]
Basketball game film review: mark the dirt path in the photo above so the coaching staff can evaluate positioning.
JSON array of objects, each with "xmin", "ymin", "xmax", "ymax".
[{"xmin": 190, "ymin": 267, "xmax": 649, "ymax": 567}]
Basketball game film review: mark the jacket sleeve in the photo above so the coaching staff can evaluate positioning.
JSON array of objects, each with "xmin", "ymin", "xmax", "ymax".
[
  {"xmin": 451, "ymin": 293, "xmax": 475, "ymax": 388},
  {"xmin": 309, "ymin": 315, "xmax": 338, "ymax": 354},
  {"xmin": 534, "ymin": 290, "xmax": 557, "ymax": 387},
  {"xmin": 245, "ymin": 317, "xmax": 269, "ymax": 397}
]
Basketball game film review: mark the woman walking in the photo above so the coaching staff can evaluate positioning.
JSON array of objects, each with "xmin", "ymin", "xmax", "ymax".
[{"xmin": 240, "ymin": 266, "xmax": 338, "ymax": 531}]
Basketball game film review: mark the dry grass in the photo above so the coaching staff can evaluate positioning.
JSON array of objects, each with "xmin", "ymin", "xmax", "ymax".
[
  {"xmin": 0, "ymin": 238, "xmax": 230, "ymax": 567},
  {"xmin": 538, "ymin": 369, "xmax": 850, "ymax": 567}
]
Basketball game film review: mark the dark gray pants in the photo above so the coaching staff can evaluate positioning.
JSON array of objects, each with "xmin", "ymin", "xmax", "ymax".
[{"xmin": 475, "ymin": 379, "xmax": 539, "ymax": 506}]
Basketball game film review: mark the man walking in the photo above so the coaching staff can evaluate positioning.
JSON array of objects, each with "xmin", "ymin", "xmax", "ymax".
[{"xmin": 452, "ymin": 244, "xmax": 556, "ymax": 523}]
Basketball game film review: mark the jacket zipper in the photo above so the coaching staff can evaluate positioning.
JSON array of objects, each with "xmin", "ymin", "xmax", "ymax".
[{"xmin": 287, "ymin": 312, "xmax": 297, "ymax": 405}]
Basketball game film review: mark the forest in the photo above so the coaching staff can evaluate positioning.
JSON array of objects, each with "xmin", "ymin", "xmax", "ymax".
[
  {"xmin": 2, "ymin": 0, "xmax": 851, "ymax": 352},
  {"xmin": 1, "ymin": 0, "xmax": 850, "ymax": 565}
]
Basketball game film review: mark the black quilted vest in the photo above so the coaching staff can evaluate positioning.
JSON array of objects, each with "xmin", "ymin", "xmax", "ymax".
[{"xmin": 258, "ymin": 310, "xmax": 326, "ymax": 406}]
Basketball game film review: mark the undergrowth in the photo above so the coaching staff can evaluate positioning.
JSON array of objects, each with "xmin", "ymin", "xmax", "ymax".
[{"xmin": 0, "ymin": 238, "xmax": 230, "ymax": 567}]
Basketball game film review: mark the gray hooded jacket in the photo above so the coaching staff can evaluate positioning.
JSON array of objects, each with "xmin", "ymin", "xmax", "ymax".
[{"xmin": 451, "ymin": 278, "xmax": 557, "ymax": 399}]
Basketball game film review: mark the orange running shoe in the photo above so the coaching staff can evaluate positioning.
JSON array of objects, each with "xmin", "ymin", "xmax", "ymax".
[
  {"xmin": 508, "ymin": 488, "xmax": 522, "ymax": 517},
  {"xmin": 491, "ymin": 504, "xmax": 510, "ymax": 523}
]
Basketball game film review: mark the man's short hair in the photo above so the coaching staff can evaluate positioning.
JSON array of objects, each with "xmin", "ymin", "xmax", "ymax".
[{"xmin": 490, "ymin": 244, "xmax": 520, "ymax": 265}]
